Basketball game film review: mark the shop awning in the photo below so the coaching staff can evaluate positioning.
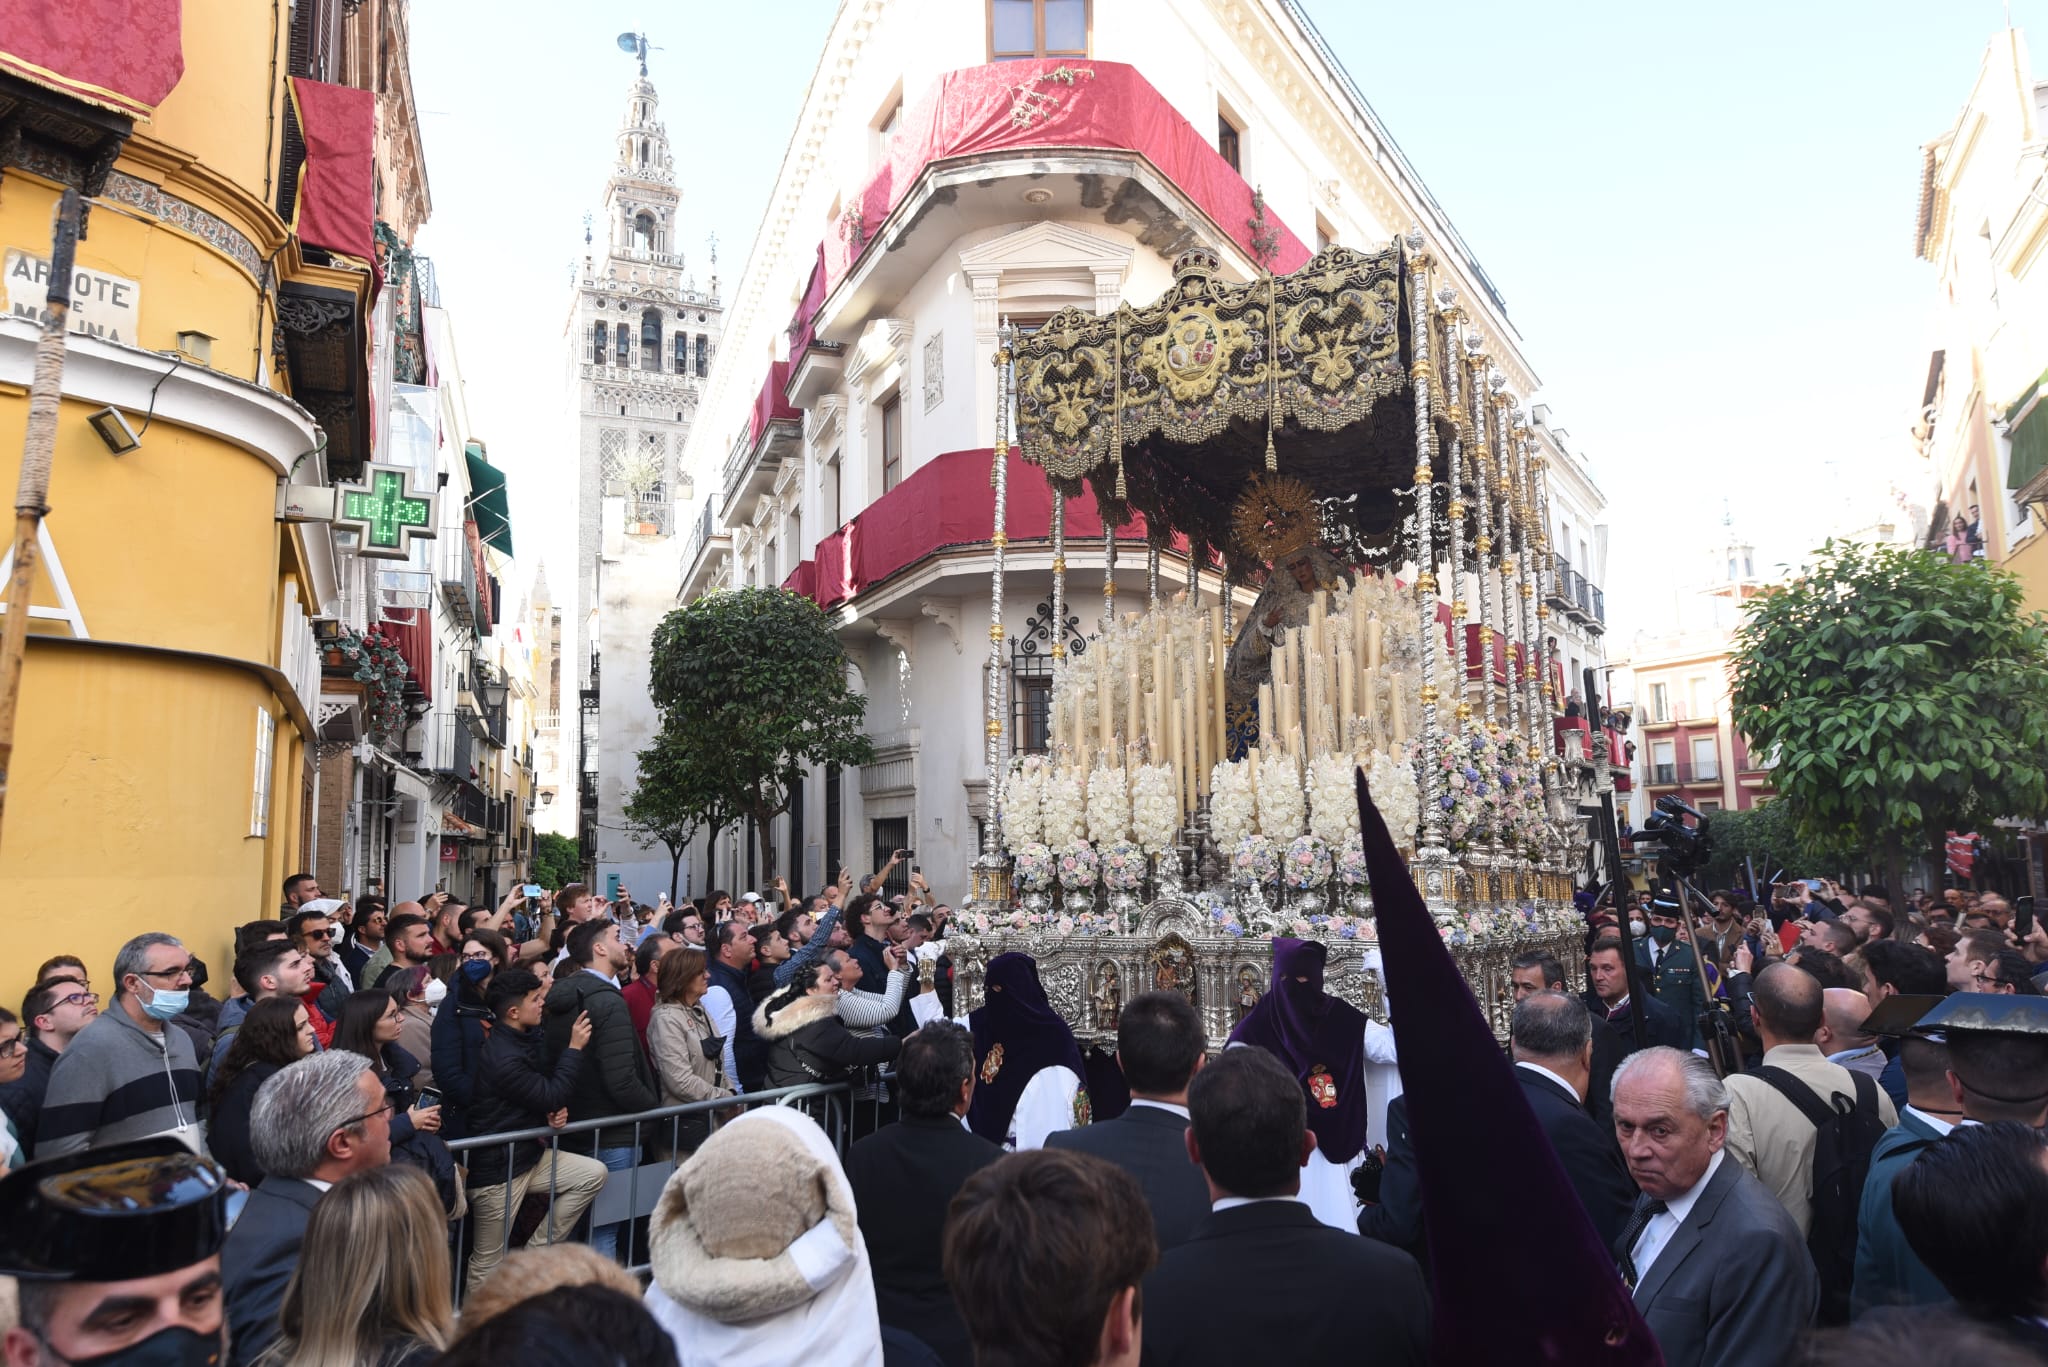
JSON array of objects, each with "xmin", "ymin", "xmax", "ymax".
[
  {"xmin": 464, "ymin": 444, "xmax": 513, "ymax": 555},
  {"xmin": 2006, "ymin": 366, "xmax": 2048, "ymax": 492}
]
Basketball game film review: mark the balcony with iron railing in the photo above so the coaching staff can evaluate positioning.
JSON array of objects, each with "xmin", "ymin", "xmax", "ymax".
[
  {"xmin": 681, "ymin": 500, "xmax": 733, "ymax": 601},
  {"xmin": 1546, "ymin": 554, "xmax": 1575, "ymax": 612},
  {"xmin": 439, "ymin": 536, "xmax": 481, "ymax": 632},
  {"xmin": 1646, "ymin": 757, "xmax": 1720, "ymax": 788},
  {"xmin": 412, "ymin": 711, "xmax": 478, "ymax": 784},
  {"xmin": 720, "ymin": 361, "xmax": 802, "ymax": 525}
]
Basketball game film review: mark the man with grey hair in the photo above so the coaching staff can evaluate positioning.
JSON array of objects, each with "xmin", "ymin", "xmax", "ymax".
[
  {"xmin": 36, "ymin": 933, "xmax": 203, "ymax": 1157},
  {"xmin": 1612, "ymin": 1045, "xmax": 1816, "ymax": 1366},
  {"xmin": 221, "ymin": 1051, "xmax": 391, "ymax": 1366},
  {"xmin": 1509, "ymin": 991, "xmax": 1638, "ymax": 1249}
]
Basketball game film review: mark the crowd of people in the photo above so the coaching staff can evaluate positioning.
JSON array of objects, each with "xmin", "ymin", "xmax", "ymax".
[{"xmin": 1, "ymin": 856, "xmax": 2045, "ymax": 1367}]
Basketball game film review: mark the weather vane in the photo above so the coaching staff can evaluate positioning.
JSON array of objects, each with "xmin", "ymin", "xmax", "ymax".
[{"xmin": 616, "ymin": 31, "xmax": 652, "ymax": 77}]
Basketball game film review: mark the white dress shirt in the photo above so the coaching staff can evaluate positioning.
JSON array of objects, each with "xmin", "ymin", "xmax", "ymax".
[
  {"xmin": 1127, "ymin": 1099, "xmax": 1190, "ymax": 1120},
  {"xmin": 1211, "ymin": 1194, "xmax": 1303, "ymax": 1214},
  {"xmin": 1629, "ymin": 1150, "xmax": 1723, "ymax": 1294}
]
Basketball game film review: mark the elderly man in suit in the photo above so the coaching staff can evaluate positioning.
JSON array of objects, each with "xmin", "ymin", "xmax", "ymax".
[
  {"xmin": 221, "ymin": 1051, "xmax": 392, "ymax": 1366},
  {"xmin": 1511, "ymin": 991, "xmax": 1639, "ymax": 1250},
  {"xmin": 1612, "ymin": 1046, "xmax": 1816, "ymax": 1367},
  {"xmin": 1048, "ymin": 991, "xmax": 1212, "ymax": 1250},
  {"xmin": 1140, "ymin": 1047, "xmax": 1430, "ymax": 1367},
  {"xmin": 845, "ymin": 1021, "xmax": 1002, "ymax": 1365}
]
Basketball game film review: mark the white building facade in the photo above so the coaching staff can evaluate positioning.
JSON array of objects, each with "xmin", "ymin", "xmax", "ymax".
[
  {"xmin": 673, "ymin": 0, "xmax": 1612, "ymax": 901},
  {"xmin": 569, "ymin": 70, "xmax": 725, "ymax": 896}
]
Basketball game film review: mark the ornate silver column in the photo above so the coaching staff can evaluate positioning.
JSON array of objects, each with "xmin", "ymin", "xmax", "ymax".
[
  {"xmin": 1146, "ymin": 539, "xmax": 1162, "ymax": 610},
  {"xmin": 1466, "ymin": 337, "xmax": 1498, "ymax": 729},
  {"xmin": 1490, "ymin": 379, "xmax": 1521, "ymax": 746},
  {"xmin": 1404, "ymin": 231, "xmax": 1446, "ymax": 865},
  {"xmin": 974, "ymin": 324, "xmax": 1017, "ymax": 908},
  {"xmin": 1439, "ymin": 292, "xmax": 1469, "ymax": 739}
]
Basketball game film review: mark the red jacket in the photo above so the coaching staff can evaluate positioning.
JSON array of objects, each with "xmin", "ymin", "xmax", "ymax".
[{"xmin": 621, "ymin": 975, "xmax": 658, "ymax": 1056}]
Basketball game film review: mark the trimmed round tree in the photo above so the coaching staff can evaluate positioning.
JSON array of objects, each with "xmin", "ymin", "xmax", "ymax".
[
  {"xmin": 1729, "ymin": 540, "xmax": 2048, "ymax": 897},
  {"xmin": 645, "ymin": 587, "xmax": 874, "ymax": 888}
]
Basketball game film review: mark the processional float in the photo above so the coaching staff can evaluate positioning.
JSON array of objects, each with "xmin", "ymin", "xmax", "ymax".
[{"xmin": 949, "ymin": 232, "xmax": 1586, "ymax": 1046}]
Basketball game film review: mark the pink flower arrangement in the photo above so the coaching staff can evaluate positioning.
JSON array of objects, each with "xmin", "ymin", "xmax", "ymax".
[
  {"xmin": 1231, "ymin": 835, "xmax": 1279, "ymax": 886},
  {"xmin": 1335, "ymin": 835, "xmax": 1369, "ymax": 888},
  {"xmin": 1101, "ymin": 841, "xmax": 1146, "ymax": 892},
  {"xmin": 1057, "ymin": 841, "xmax": 1099, "ymax": 889},
  {"xmin": 1013, "ymin": 842, "xmax": 1054, "ymax": 891},
  {"xmin": 1282, "ymin": 834, "xmax": 1332, "ymax": 890}
]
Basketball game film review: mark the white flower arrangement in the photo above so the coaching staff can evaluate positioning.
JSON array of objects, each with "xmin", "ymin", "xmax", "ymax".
[
  {"xmin": 1307, "ymin": 753, "xmax": 1359, "ymax": 847},
  {"xmin": 1131, "ymin": 763, "xmax": 1179, "ymax": 854},
  {"xmin": 1208, "ymin": 759, "xmax": 1256, "ymax": 849},
  {"xmin": 1001, "ymin": 756, "xmax": 1044, "ymax": 850},
  {"xmin": 1039, "ymin": 764, "xmax": 1086, "ymax": 848},
  {"xmin": 1368, "ymin": 747, "xmax": 1421, "ymax": 851},
  {"xmin": 1085, "ymin": 763, "xmax": 1131, "ymax": 844},
  {"xmin": 1255, "ymin": 749, "xmax": 1305, "ymax": 841}
]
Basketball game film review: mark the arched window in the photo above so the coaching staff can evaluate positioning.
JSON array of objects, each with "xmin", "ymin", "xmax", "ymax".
[
  {"xmin": 673, "ymin": 333, "xmax": 688, "ymax": 373},
  {"xmin": 638, "ymin": 140, "xmax": 648, "ymax": 167},
  {"xmin": 593, "ymin": 321, "xmax": 608, "ymax": 364},
  {"xmin": 694, "ymin": 335, "xmax": 708, "ymax": 377},
  {"xmin": 633, "ymin": 211, "xmax": 654, "ymax": 252},
  {"xmin": 640, "ymin": 309, "xmax": 662, "ymax": 372},
  {"xmin": 615, "ymin": 325, "xmax": 630, "ymax": 366}
]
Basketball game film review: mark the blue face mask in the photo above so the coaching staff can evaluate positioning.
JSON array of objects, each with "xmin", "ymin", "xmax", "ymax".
[
  {"xmin": 460, "ymin": 958, "xmax": 493, "ymax": 984},
  {"xmin": 139, "ymin": 985, "xmax": 189, "ymax": 1021}
]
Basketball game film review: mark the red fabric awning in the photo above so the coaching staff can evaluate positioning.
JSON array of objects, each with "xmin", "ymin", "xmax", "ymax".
[
  {"xmin": 788, "ymin": 447, "xmax": 1164, "ymax": 610},
  {"xmin": 0, "ymin": 0, "xmax": 183, "ymax": 120},
  {"xmin": 788, "ymin": 246, "xmax": 828, "ymax": 355},
  {"xmin": 288, "ymin": 77, "xmax": 375, "ymax": 264},
  {"xmin": 375, "ymin": 615, "xmax": 432, "ymax": 705},
  {"xmin": 749, "ymin": 359, "xmax": 800, "ymax": 446},
  {"xmin": 823, "ymin": 60, "xmax": 1311, "ymax": 301}
]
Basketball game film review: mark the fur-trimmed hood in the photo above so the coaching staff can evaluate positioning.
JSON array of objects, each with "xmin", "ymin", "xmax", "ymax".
[
  {"xmin": 752, "ymin": 989, "xmax": 837, "ymax": 1041},
  {"xmin": 643, "ymin": 1106, "xmax": 882, "ymax": 1366}
]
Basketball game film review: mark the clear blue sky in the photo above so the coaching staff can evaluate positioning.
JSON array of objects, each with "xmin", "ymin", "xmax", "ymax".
[{"xmin": 411, "ymin": 1, "xmax": 2043, "ymax": 633}]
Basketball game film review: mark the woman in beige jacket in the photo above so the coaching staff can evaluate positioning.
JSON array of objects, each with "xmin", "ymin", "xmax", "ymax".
[{"xmin": 647, "ymin": 947, "xmax": 734, "ymax": 1152}]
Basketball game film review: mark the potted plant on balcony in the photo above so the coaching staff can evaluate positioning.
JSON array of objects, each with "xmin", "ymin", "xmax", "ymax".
[{"xmin": 331, "ymin": 626, "xmax": 412, "ymax": 742}]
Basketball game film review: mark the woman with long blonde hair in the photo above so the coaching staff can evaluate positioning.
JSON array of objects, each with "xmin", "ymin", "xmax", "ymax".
[{"xmin": 259, "ymin": 1163, "xmax": 454, "ymax": 1367}]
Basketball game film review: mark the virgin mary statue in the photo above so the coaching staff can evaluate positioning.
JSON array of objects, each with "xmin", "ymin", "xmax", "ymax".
[{"xmin": 1223, "ymin": 475, "xmax": 1352, "ymax": 752}]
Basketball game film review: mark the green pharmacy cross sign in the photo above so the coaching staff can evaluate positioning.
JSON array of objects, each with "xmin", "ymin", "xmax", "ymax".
[{"xmin": 333, "ymin": 463, "xmax": 439, "ymax": 560}]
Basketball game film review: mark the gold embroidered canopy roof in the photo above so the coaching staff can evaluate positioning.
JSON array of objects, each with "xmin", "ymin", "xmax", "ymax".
[{"xmin": 1012, "ymin": 243, "xmax": 1427, "ymax": 577}]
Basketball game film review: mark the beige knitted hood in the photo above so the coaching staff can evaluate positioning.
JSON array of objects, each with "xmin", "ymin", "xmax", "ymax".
[{"xmin": 647, "ymin": 1104, "xmax": 864, "ymax": 1323}]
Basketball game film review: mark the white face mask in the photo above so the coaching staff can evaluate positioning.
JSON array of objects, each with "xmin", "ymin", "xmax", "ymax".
[
  {"xmin": 1627, "ymin": 920, "xmax": 1647, "ymax": 939},
  {"xmin": 423, "ymin": 978, "xmax": 448, "ymax": 1008}
]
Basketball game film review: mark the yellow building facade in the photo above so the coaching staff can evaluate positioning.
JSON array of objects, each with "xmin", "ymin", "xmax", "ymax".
[
  {"xmin": 0, "ymin": 0, "xmax": 387, "ymax": 999},
  {"xmin": 1914, "ymin": 26, "xmax": 2048, "ymax": 613}
]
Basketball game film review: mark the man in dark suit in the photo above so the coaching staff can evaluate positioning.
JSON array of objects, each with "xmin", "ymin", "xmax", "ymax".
[
  {"xmin": 1354, "ymin": 1091, "xmax": 1424, "ymax": 1262},
  {"xmin": 1048, "ymin": 991, "xmax": 1212, "ymax": 1249},
  {"xmin": 1141, "ymin": 1047, "xmax": 1430, "ymax": 1367},
  {"xmin": 1587, "ymin": 936, "xmax": 1689, "ymax": 1055},
  {"xmin": 1612, "ymin": 1046, "xmax": 1816, "ymax": 1367},
  {"xmin": 1512, "ymin": 949, "xmax": 1623, "ymax": 1126},
  {"xmin": 845, "ymin": 1021, "xmax": 1002, "ymax": 1366},
  {"xmin": 1510, "ymin": 991, "xmax": 1638, "ymax": 1250},
  {"xmin": 221, "ymin": 1051, "xmax": 392, "ymax": 1366}
]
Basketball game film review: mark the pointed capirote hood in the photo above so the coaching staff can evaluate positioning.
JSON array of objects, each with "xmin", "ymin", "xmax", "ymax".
[{"xmin": 1354, "ymin": 768, "xmax": 1659, "ymax": 1365}]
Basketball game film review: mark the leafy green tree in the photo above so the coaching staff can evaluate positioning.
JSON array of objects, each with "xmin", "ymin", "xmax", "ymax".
[
  {"xmin": 647, "ymin": 588, "xmax": 874, "ymax": 887},
  {"xmin": 1729, "ymin": 540, "xmax": 2048, "ymax": 898},
  {"xmin": 624, "ymin": 725, "xmax": 728, "ymax": 903},
  {"xmin": 1694, "ymin": 797, "xmax": 1856, "ymax": 890},
  {"xmin": 530, "ymin": 832, "xmax": 582, "ymax": 890}
]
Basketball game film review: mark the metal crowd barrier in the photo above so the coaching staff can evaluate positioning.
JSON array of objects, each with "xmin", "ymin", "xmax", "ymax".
[{"xmin": 443, "ymin": 1070, "xmax": 895, "ymax": 1301}]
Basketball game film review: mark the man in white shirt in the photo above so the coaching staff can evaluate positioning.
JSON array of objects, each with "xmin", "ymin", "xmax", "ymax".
[{"xmin": 1611, "ymin": 1047, "xmax": 1815, "ymax": 1367}]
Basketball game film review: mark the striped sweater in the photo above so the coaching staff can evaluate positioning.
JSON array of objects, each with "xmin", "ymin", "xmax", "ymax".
[{"xmin": 37, "ymin": 1004, "xmax": 202, "ymax": 1158}]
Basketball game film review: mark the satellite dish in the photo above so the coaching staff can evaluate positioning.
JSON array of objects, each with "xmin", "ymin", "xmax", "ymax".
[{"xmin": 616, "ymin": 32, "xmax": 640, "ymax": 53}]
